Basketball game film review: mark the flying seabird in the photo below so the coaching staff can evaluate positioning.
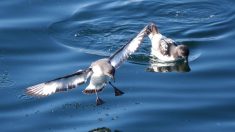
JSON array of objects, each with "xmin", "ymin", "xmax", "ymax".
[
  {"xmin": 146, "ymin": 23, "xmax": 189, "ymax": 62},
  {"xmin": 26, "ymin": 25, "xmax": 148, "ymax": 105}
]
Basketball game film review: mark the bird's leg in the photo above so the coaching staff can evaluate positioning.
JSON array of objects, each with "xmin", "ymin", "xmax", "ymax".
[
  {"xmin": 95, "ymin": 89, "xmax": 104, "ymax": 106},
  {"xmin": 109, "ymin": 82, "xmax": 124, "ymax": 96}
]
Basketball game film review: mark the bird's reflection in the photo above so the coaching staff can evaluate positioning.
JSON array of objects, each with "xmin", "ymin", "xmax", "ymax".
[
  {"xmin": 89, "ymin": 127, "xmax": 121, "ymax": 132},
  {"xmin": 146, "ymin": 57, "xmax": 191, "ymax": 73}
]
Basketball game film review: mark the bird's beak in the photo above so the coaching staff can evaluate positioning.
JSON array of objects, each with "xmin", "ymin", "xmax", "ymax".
[{"xmin": 181, "ymin": 57, "xmax": 188, "ymax": 63}]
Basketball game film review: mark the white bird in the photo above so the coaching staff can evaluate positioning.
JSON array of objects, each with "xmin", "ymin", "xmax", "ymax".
[
  {"xmin": 26, "ymin": 25, "xmax": 148, "ymax": 105},
  {"xmin": 146, "ymin": 23, "xmax": 189, "ymax": 62}
]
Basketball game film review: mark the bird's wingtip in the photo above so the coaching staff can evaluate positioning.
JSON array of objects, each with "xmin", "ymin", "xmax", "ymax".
[{"xmin": 25, "ymin": 83, "xmax": 49, "ymax": 97}]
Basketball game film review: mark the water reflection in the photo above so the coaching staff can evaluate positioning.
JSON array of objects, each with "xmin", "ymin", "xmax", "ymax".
[
  {"xmin": 89, "ymin": 127, "xmax": 121, "ymax": 132},
  {"xmin": 146, "ymin": 57, "xmax": 190, "ymax": 73}
]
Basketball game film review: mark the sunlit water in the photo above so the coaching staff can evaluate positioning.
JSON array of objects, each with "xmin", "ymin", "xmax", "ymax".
[{"xmin": 1, "ymin": 0, "xmax": 235, "ymax": 132}]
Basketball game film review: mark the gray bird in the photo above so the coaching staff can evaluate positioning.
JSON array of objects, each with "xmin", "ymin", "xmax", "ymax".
[
  {"xmin": 146, "ymin": 23, "xmax": 189, "ymax": 62},
  {"xmin": 26, "ymin": 25, "xmax": 148, "ymax": 105}
]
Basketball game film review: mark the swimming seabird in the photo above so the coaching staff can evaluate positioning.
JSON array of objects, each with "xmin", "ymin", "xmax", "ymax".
[
  {"xmin": 26, "ymin": 25, "xmax": 148, "ymax": 105},
  {"xmin": 146, "ymin": 23, "xmax": 189, "ymax": 62}
]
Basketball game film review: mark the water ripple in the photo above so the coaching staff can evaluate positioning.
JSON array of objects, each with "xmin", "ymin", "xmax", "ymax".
[
  {"xmin": 156, "ymin": 0, "xmax": 234, "ymax": 24},
  {"xmin": 0, "ymin": 70, "xmax": 14, "ymax": 88},
  {"xmin": 3, "ymin": 0, "xmax": 235, "ymax": 132},
  {"xmin": 47, "ymin": 0, "xmax": 234, "ymax": 65}
]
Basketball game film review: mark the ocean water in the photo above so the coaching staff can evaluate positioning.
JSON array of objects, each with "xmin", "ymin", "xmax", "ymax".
[{"xmin": 1, "ymin": 0, "xmax": 235, "ymax": 132}]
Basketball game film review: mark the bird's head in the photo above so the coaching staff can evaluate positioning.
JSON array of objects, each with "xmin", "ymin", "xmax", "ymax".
[{"xmin": 175, "ymin": 45, "xmax": 190, "ymax": 61}]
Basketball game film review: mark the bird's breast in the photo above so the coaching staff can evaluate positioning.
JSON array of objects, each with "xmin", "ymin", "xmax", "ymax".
[{"xmin": 90, "ymin": 74, "xmax": 109, "ymax": 87}]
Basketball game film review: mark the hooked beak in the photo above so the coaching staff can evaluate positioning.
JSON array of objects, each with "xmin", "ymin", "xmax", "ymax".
[{"xmin": 180, "ymin": 56, "xmax": 188, "ymax": 63}]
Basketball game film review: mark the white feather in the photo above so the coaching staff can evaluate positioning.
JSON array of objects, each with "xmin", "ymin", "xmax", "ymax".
[
  {"xmin": 26, "ymin": 69, "xmax": 91, "ymax": 96},
  {"xmin": 150, "ymin": 34, "xmax": 176, "ymax": 61},
  {"xmin": 110, "ymin": 25, "xmax": 147, "ymax": 68}
]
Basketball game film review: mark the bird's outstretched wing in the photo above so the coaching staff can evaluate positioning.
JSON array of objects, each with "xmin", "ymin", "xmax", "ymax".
[
  {"xmin": 26, "ymin": 69, "xmax": 92, "ymax": 96},
  {"xmin": 109, "ymin": 25, "xmax": 148, "ymax": 68}
]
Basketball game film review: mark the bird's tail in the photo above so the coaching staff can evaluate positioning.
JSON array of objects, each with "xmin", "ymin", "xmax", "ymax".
[{"xmin": 82, "ymin": 86, "xmax": 104, "ymax": 94}]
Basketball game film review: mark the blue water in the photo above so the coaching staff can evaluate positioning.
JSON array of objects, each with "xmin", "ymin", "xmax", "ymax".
[{"xmin": 1, "ymin": 0, "xmax": 235, "ymax": 132}]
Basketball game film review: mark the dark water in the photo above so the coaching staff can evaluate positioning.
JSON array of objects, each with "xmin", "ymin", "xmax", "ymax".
[{"xmin": 1, "ymin": 0, "xmax": 235, "ymax": 131}]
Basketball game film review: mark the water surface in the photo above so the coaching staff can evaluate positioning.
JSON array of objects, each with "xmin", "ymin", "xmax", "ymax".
[{"xmin": 1, "ymin": 0, "xmax": 235, "ymax": 132}]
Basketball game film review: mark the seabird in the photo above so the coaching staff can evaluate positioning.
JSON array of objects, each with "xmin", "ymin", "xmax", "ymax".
[
  {"xmin": 146, "ymin": 23, "xmax": 189, "ymax": 62},
  {"xmin": 26, "ymin": 25, "xmax": 148, "ymax": 105}
]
